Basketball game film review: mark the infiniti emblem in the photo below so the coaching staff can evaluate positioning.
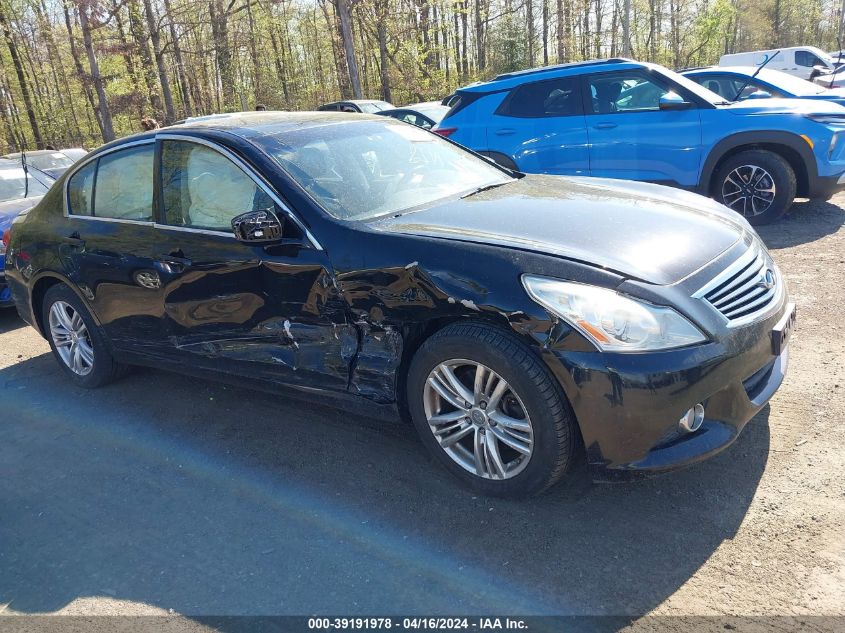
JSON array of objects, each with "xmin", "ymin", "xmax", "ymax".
[{"xmin": 758, "ymin": 269, "xmax": 776, "ymax": 290}]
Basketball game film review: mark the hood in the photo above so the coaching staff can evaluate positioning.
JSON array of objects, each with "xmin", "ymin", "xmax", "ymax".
[
  {"xmin": 720, "ymin": 97, "xmax": 845, "ymax": 115},
  {"xmin": 371, "ymin": 175, "xmax": 750, "ymax": 286},
  {"xmin": 0, "ymin": 195, "xmax": 42, "ymax": 230}
]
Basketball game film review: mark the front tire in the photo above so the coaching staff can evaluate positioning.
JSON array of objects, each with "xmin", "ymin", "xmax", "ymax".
[
  {"xmin": 42, "ymin": 284, "xmax": 127, "ymax": 388},
  {"xmin": 713, "ymin": 149, "xmax": 796, "ymax": 225},
  {"xmin": 406, "ymin": 322, "xmax": 578, "ymax": 497}
]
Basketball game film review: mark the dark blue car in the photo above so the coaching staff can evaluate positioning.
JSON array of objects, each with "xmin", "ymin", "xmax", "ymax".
[
  {"xmin": 0, "ymin": 161, "xmax": 51, "ymax": 306},
  {"xmin": 682, "ymin": 66, "xmax": 845, "ymax": 107}
]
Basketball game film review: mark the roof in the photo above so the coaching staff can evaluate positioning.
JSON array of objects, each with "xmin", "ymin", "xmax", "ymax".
[
  {"xmin": 458, "ymin": 58, "xmax": 640, "ymax": 92},
  {"xmin": 168, "ymin": 110, "xmax": 381, "ymax": 135}
]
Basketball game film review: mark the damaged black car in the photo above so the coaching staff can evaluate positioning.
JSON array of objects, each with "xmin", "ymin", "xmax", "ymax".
[{"xmin": 3, "ymin": 112, "xmax": 794, "ymax": 497}]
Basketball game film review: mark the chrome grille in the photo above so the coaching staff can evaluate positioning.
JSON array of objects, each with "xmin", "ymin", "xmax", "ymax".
[{"xmin": 695, "ymin": 243, "xmax": 781, "ymax": 325}]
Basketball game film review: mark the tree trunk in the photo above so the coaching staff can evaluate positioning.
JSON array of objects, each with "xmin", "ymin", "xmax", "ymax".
[
  {"xmin": 142, "ymin": 0, "xmax": 176, "ymax": 123},
  {"xmin": 0, "ymin": 4, "xmax": 43, "ymax": 149},
  {"xmin": 63, "ymin": 3, "xmax": 101, "ymax": 139},
  {"xmin": 77, "ymin": 1, "xmax": 115, "ymax": 141},
  {"xmin": 474, "ymin": 0, "xmax": 486, "ymax": 71},
  {"xmin": 335, "ymin": 0, "xmax": 362, "ymax": 98},
  {"xmin": 128, "ymin": 0, "xmax": 163, "ymax": 118},
  {"xmin": 542, "ymin": 0, "xmax": 549, "ymax": 64},
  {"xmin": 527, "ymin": 0, "xmax": 535, "ymax": 66},
  {"xmin": 210, "ymin": 0, "xmax": 234, "ymax": 109},
  {"xmin": 163, "ymin": 0, "xmax": 193, "ymax": 117},
  {"xmin": 376, "ymin": 0, "xmax": 392, "ymax": 102}
]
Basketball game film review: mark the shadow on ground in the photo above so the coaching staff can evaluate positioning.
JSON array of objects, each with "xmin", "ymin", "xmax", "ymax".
[
  {"xmin": 759, "ymin": 199, "xmax": 845, "ymax": 248},
  {"xmin": 0, "ymin": 308, "xmax": 25, "ymax": 334},
  {"xmin": 0, "ymin": 353, "xmax": 769, "ymax": 617}
]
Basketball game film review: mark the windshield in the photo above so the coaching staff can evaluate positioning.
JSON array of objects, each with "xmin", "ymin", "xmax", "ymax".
[
  {"xmin": 755, "ymin": 69, "xmax": 826, "ymax": 95},
  {"xmin": 655, "ymin": 66, "xmax": 729, "ymax": 104},
  {"xmin": 0, "ymin": 167, "xmax": 49, "ymax": 202},
  {"xmin": 254, "ymin": 119, "xmax": 510, "ymax": 221}
]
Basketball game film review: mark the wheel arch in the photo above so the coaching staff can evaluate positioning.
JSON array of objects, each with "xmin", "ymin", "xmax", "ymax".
[
  {"xmin": 29, "ymin": 272, "xmax": 100, "ymax": 338},
  {"xmin": 700, "ymin": 131, "xmax": 816, "ymax": 197}
]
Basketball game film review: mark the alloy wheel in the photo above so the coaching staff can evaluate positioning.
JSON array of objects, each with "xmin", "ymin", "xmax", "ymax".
[
  {"xmin": 721, "ymin": 164, "xmax": 776, "ymax": 217},
  {"xmin": 423, "ymin": 359, "xmax": 534, "ymax": 480},
  {"xmin": 48, "ymin": 301, "xmax": 95, "ymax": 376}
]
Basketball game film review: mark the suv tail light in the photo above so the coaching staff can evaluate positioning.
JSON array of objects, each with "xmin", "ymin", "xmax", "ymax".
[
  {"xmin": 433, "ymin": 127, "xmax": 457, "ymax": 138},
  {"xmin": 1, "ymin": 228, "xmax": 9, "ymax": 250}
]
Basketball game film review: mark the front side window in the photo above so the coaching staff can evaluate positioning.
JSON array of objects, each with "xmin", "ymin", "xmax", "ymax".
[
  {"xmin": 253, "ymin": 119, "xmax": 510, "ymax": 221},
  {"xmin": 588, "ymin": 73, "xmax": 673, "ymax": 114},
  {"xmin": 796, "ymin": 51, "xmax": 822, "ymax": 67},
  {"xmin": 728, "ymin": 79, "xmax": 785, "ymax": 99},
  {"xmin": 160, "ymin": 140, "xmax": 274, "ymax": 232},
  {"xmin": 93, "ymin": 145, "xmax": 154, "ymax": 220},
  {"xmin": 498, "ymin": 77, "xmax": 581, "ymax": 117}
]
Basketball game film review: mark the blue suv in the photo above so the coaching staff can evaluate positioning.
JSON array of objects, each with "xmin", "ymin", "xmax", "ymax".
[{"xmin": 435, "ymin": 58, "xmax": 845, "ymax": 223}]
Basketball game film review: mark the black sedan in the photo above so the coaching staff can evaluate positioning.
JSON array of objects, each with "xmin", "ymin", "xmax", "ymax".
[
  {"xmin": 4, "ymin": 112, "xmax": 793, "ymax": 497},
  {"xmin": 376, "ymin": 101, "xmax": 451, "ymax": 130}
]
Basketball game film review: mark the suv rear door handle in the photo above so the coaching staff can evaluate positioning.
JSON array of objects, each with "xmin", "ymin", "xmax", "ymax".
[
  {"xmin": 592, "ymin": 123, "xmax": 617, "ymax": 130},
  {"xmin": 494, "ymin": 128, "xmax": 516, "ymax": 136}
]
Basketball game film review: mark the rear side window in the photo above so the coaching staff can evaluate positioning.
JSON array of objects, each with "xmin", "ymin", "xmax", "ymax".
[
  {"xmin": 67, "ymin": 161, "xmax": 95, "ymax": 216},
  {"xmin": 93, "ymin": 145, "xmax": 154, "ymax": 221},
  {"xmin": 497, "ymin": 77, "xmax": 581, "ymax": 118}
]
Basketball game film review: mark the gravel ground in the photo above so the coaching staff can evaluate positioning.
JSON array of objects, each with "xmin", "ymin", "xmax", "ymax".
[{"xmin": 0, "ymin": 197, "xmax": 843, "ymax": 623}]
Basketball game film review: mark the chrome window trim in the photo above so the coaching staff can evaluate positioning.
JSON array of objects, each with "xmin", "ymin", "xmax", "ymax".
[
  {"xmin": 156, "ymin": 133, "xmax": 323, "ymax": 250},
  {"xmin": 152, "ymin": 223, "xmax": 235, "ymax": 239},
  {"xmin": 63, "ymin": 138, "xmax": 155, "ymax": 221}
]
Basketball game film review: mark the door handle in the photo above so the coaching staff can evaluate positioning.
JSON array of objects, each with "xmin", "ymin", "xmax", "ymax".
[
  {"xmin": 592, "ymin": 123, "xmax": 618, "ymax": 130},
  {"xmin": 61, "ymin": 232, "xmax": 85, "ymax": 247},
  {"xmin": 494, "ymin": 128, "xmax": 516, "ymax": 136},
  {"xmin": 156, "ymin": 253, "xmax": 192, "ymax": 272}
]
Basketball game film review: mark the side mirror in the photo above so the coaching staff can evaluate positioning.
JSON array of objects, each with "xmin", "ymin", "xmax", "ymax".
[
  {"xmin": 659, "ymin": 91, "xmax": 692, "ymax": 110},
  {"xmin": 746, "ymin": 89, "xmax": 773, "ymax": 100},
  {"xmin": 232, "ymin": 209, "xmax": 284, "ymax": 243}
]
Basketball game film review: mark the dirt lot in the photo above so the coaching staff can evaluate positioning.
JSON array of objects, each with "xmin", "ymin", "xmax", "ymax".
[{"xmin": 0, "ymin": 198, "xmax": 843, "ymax": 622}]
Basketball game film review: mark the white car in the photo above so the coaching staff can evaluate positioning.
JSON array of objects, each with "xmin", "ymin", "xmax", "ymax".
[{"xmin": 719, "ymin": 46, "xmax": 836, "ymax": 80}]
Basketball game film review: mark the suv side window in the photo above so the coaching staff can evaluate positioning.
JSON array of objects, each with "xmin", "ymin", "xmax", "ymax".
[
  {"xmin": 497, "ymin": 77, "xmax": 581, "ymax": 117},
  {"xmin": 728, "ymin": 79, "xmax": 785, "ymax": 99},
  {"xmin": 67, "ymin": 161, "xmax": 95, "ymax": 216},
  {"xmin": 93, "ymin": 144, "xmax": 155, "ymax": 221},
  {"xmin": 160, "ymin": 140, "xmax": 276, "ymax": 232},
  {"xmin": 796, "ymin": 51, "xmax": 822, "ymax": 67},
  {"xmin": 587, "ymin": 72, "xmax": 674, "ymax": 114}
]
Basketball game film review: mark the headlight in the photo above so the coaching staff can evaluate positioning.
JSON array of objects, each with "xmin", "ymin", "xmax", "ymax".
[
  {"xmin": 522, "ymin": 275, "xmax": 707, "ymax": 352},
  {"xmin": 806, "ymin": 114, "xmax": 845, "ymax": 125}
]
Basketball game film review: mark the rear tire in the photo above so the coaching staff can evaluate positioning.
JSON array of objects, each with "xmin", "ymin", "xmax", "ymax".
[
  {"xmin": 712, "ymin": 149, "xmax": 796, "ymax": 225},
  {"xmin": 406, "ymin": 322, "xmax": 578, "ymax": 498},
  {"xmin": 42, "ymin": 284, "xmax": 128, "ymax": 388}
]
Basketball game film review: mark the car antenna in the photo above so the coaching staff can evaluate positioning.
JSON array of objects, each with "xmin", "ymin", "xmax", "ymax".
[
  {"xmin": 19, "ymin": 144, "xmax": 29, "ymax": 198},
  {"xmin": 732, "ymin": 50, "xmax": 780, "ymax": 101}
]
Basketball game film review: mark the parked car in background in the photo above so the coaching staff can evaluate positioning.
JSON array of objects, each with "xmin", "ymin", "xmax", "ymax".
[
  {"xmin": 812, "ymin": 66, "xmax": 845, "ymax": 89},
  {"xmin": 436, "ymin": 58, "xmax": 845, "ymax": 223},
  {"xmin": 376, "ymin": 101, "xmax": 450, "ymax": 129},
  {"xmin": 2, "ymin": 149, "xmax": 84, "ymax": 179},
  {"xmin": 719, "ymin": 47, "xmax": 836, "ymax": 80},
  {"xmin": 57, "ymin": 147, "xmax": 88, "ymax": 162},
  {"xmin": 317, "ymin": 99, "xmax": 393, "ymax": 113},
  {"xmin": 682, "ymin": 66, "xmax": 845, "ymax": 107},
  {"xmin": 0, "ymin": 160, "xmax": 53, "ymax": 306},
  {"xmin": 4, "ymin": 112, "xmax": 793, "ymax": 496}
]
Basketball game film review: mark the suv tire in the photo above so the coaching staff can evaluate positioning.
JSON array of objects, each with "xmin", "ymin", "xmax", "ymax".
[{"xmin": 713, "ymin": 149, "xmax": 796, "ymax": 225}]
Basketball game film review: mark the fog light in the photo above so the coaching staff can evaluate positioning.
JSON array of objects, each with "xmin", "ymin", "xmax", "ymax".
[{"xmin": 678, "ymin": 404, "xmax": 705, "ymax": 433}]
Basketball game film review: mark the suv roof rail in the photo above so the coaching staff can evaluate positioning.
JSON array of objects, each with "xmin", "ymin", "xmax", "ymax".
[{"xmin": 493, "ymin": 57, "xmax": 633, "ymax": 81}]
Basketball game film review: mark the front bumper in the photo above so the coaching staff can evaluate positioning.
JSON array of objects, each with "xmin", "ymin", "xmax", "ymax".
[
  {"xmin": 541, "ymin": 299, "xmax": 791, "ymax": 481},
  {"xmin": 808, "ymin": 172, "xmax": 845, "ymax": 199}
]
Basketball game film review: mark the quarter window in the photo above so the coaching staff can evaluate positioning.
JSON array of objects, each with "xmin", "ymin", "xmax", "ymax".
[
  {"xmin": 67, "ymin": 161, "xmax": 95, "ymax": 216},
  {"xmin": 498, "ymin": 77, "xmax": 581, "ymax": 117},
  {"xmin": 93, "ymin": 145, "xmax": 154, "ymax": 221},
  {"xmin": 160, "ymin": 140, "xmax": 275, "ymax": 232}
]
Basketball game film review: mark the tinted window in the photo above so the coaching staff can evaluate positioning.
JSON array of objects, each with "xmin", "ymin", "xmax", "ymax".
[
  {"xmin": 67, "ymin": 161, "xmax": 95, "ymax": 215},
  {"xmin": 588, "ymin": 73, "xmax": 671, "ymax": 113},
  {"xmin": 796, "ymin": 51, "xmax": 822, "ymax": 67},
  {"xmin": 499, "ymin": 77, "xmax": 581, "ymax": 117},
  {"xmin": 161, "ymin": 140, "xmax": 274, "ymax": 232},
  {"xmin": 93, "ymin": 145, "xmax": 154, "ymax": 221}
]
